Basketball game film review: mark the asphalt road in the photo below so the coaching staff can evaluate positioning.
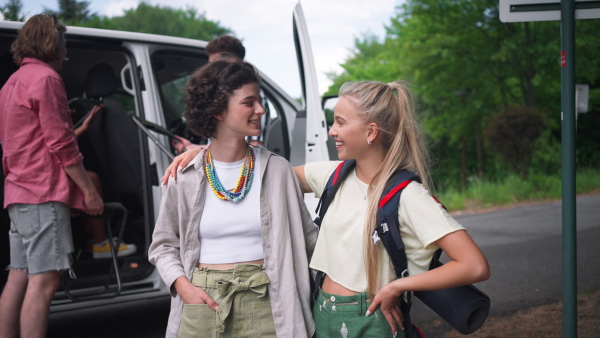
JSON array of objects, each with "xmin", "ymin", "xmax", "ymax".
[
  {"xmin": 412, "ymin": 193, "xmax": 600, "ymax": 335},
  {"xmin": 47, "ymin": 194, "xmax": 600, "ymax": 337}
]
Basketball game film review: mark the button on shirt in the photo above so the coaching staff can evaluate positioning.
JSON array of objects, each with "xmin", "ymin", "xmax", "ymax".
[{"xmin": 0, "ymin": 58, "xmax": 84, "ymax": 210}]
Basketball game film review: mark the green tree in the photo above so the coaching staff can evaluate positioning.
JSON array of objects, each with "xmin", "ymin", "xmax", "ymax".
[
  {"xmin": 1, "ymin": 0, "xmax": 25, "ymax": 21},
  {"xmin": 80, "ymin": 3, "xmax": 230, "ymax": 41},
  {"xmin": 45, "ymin": 0, "xmax": 95, "ymax": 25},
  {"xmin": 327, "ymin": 0, "xmax": 600, "ymax": 190},
  {"xmin": 485, "ymin": 106, "xmax": 545, "ymax": 179}
]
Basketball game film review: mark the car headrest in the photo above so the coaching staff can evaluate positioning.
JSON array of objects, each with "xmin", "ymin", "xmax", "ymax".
[{"xmin": 85, "ymin": 64, "xmax": 117, "ymax": 99}]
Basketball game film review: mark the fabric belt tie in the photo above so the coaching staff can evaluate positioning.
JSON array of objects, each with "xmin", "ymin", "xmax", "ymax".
[{"xmin": 214, "ymin": 273, "xmax": 269, "ymax": 333}]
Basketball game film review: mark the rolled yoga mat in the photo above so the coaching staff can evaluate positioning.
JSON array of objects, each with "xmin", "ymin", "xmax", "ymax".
[{"xmin": 415, "ymin": 283, "xmax": 490, "ymax": 335}]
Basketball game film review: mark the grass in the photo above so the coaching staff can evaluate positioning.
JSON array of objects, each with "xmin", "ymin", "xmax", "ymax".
[{"xmin": 435, "ymin": 168, "xmax": 600, "ymax": 212}]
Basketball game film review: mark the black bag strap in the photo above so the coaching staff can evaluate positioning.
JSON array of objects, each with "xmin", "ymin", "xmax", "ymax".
[
  {"xmin": 313, "ymin": 160, "xmax": 356, "ymax": 229},
  {"xmin": 373, "ymin": 170, "xmax": 420, "ymax": 337},
  {"xmin": 374, "ymin": 169, "xmax": 421, "ymax": 279}
]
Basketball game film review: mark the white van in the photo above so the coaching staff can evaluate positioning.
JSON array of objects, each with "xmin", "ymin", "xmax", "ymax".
[{"xmin": 0, "ymin": 3, "xmax": 330, "ymax": 312}]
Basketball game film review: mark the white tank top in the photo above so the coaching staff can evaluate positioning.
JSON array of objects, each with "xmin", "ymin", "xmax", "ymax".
[{"xmin": 198, "ymin": 148, "xmax": 263, "ymax": 264}]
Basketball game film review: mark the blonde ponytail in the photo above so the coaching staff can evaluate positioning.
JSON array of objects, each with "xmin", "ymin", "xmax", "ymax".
[{"xmin": 339, "ymin": 80, "xmax": 430, "ymax": 297}]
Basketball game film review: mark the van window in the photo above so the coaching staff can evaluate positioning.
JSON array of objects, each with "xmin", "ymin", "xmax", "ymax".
[
  {"xmin": 261, "ymin": 89, "xmax": 289, "ymax": 158},
  {"xmin": 151, "ymin": 51, "xmax": 291, "ymax": 159},
  {"xmin": 152, "ymin": 52, "xmax": 207, "ymax": 147}
]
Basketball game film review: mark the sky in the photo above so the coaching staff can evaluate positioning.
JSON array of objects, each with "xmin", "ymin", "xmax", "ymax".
[{"xmin": 18, "ymin": 0, "xmax": 402, "ymax": 98}]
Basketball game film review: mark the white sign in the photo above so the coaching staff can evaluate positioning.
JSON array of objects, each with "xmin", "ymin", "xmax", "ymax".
[
  {"xmin": 500, "ymin": 0, "xmax": 600, "ymax": 22},
  {"xmin": 576, "ymin": 84, "xmax": 590, "ymax": 113}
]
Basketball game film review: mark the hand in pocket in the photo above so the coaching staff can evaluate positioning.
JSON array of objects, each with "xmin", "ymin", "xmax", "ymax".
[{"xmin": 175, "ymin": 276, "xmax": 219, "ymax": 310}]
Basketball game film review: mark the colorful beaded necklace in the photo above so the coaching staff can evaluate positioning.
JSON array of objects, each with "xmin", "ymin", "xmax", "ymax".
[{"xmin": 204, "ymin": 145, "xmax": 255, "ymax": 202}]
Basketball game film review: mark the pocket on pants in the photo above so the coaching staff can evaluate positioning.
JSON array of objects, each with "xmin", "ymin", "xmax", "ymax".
[
  {"xmin": 178, "ymin": 304, "xmax": 215, "ymax": 338},
  {"xmin": 252, "ymin": 301, "xmax": 276, "ymax": 337},
  {"xmin": 328, "ymin": 310, "xmax": 395, "ymax": 338},
  {"xmin": 11, "ymin": 204, "xmax": 40, "ymax": 237}
]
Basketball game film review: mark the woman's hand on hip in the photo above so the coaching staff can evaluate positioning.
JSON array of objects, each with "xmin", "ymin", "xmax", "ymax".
[
  {"xmin": 174, "ymin": 276, "xmax": 218, "ymax": 311},
  {"xmin": 366, "ymin": 283, "xmax": 404, "ymax": 334}
]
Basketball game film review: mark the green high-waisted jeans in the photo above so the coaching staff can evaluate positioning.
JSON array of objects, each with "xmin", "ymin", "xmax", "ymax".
[
  {"xmin": 313, "ymin": 288, "xmax": 403, "ymax": 338},
  {"xmin": 178, "ymin": 264, "xmax": 276, "ymax": 338}
]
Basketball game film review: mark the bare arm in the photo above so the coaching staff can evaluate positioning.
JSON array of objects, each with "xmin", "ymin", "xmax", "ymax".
[
  {"xmin": 63, "ymin": 162, "xmax": 103, "ymax": 215},
  {"xmin": 74, "ymin": 104, "xmax": 103, "ymax": 139},
  {"xmin": 367, "ymin": 230, "xmax": 490, "ymax": 331},
  {"xmin": 293, "ymin": 165, "xmax": 312, "ymax": 193},
  {"xmin": 382, "ymin": 230, "xmax": 489, "ymax": 293}
]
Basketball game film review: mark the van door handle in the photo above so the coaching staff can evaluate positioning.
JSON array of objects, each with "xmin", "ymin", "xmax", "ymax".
[{"xmin": 120, "ymin": 63, "xmax": 135, "ymax": 96}]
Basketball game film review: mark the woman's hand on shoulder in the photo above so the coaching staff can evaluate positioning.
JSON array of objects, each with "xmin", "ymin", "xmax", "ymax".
[
  {"xmin": 366, "ymin": 283, "xmax": 404, "ymax": 334},
  {"xmin": 162, "ymin": 148, "xmax": 204, "ymax": 185},
  {"xmin": 174, "ymin": 276, "xmax": 218, "ymax": 310}
]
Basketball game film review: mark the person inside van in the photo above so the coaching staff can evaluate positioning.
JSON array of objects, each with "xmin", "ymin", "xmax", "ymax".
[
  {"xmin": 206, "ymin": 35, "xmax": 246, "ymax": 62},
  {"xmin": 148, "ymin": 59, "xmax": 317, "ymax": 338},
  {"xmin": 171, "ymin": 35, "xmax": 264, "ymax": 155},
  {"xmin": 0, "ymin": 14, "xmax": 104, "ymax": 338},
  {"xmin": 71, "ymin": 104, "xmax": 137, "ymax": 259},
  {"xmin": 164, "ymin": 80, "xmax": 490, "ymax": 337}
]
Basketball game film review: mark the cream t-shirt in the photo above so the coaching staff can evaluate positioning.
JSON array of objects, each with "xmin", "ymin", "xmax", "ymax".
[{"xmin": 305, "ymin": 161, "xmax": 465, "ymax": 292}]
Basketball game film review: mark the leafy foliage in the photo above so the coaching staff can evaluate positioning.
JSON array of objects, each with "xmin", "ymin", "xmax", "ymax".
[
  {"xmin": 485, "ymin": 106, "xmax": 545, "ymax": 179},
  {"xmin": 44, "ymin": 0, "xmax": 95, "ymax": 25},
  {"xmin": 79, "ymin": 3, "xmax": 231, "ymax": 41},
  {"xmin": 326, "ymin": 0, "xmax": 600, "ymax": 190},
  {"xmin": 0, "ymin": 0, "xmax": 25, "ymax": 21},
  {"xmin": 36, "ymin": 1, "xmax": 231, "ymax": 41}
]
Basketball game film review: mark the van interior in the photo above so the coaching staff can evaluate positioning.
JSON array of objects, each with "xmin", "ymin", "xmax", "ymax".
[{"xmin": 0, "ymin": 35, "xmax": 158, "ymax": 300}]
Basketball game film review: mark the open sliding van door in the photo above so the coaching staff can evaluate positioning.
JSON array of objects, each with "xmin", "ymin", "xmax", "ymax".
[{"xmin": 292, "ymin": 2, "xmax": 329, "ymax": 167}]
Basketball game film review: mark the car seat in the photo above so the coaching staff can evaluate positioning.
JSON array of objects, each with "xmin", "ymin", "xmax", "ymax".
[{"xmin": 82, "ymin": 64, "xmax": 144, "ymax": 216}]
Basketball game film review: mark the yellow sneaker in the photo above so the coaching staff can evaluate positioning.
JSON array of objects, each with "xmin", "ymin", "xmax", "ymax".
[{"xmin": 92, "ymin": 238, "xmax": 137, "ymax": 259}]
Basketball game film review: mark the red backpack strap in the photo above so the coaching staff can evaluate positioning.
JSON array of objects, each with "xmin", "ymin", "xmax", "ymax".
[
  {"xmin": 379, "ymin": 180, "xmax": 412, "ymax": 209},
  {"xmin": 431, "ymin": 194, "xmax": 448, "ymax": 211},
  {"xmin": 314, "ymin": 160, "xmax": 356, "ymax": 229},
  {"xmin": 331, "ymin": 161, "xmax": 346, "ymax": 185}
]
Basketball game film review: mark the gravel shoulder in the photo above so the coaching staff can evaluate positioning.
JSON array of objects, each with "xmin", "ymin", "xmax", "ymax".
[{"xmin": 438, "ymin": 290, "xmax": 600, "ymax": 338}]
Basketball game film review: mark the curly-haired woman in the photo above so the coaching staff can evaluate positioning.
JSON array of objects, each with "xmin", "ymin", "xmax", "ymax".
[
  {"xmin": 0, "ymin": 14, "xmax": 103, "ymax": 338},
  {"xmin": 148, "ymin": 60, "xmax": 317, "ymax": 338}
]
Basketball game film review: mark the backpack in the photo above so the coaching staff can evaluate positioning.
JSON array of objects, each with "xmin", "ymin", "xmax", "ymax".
[{"xmin": 313, "ymin": 160, "xmax": 490, "ymax": 337}]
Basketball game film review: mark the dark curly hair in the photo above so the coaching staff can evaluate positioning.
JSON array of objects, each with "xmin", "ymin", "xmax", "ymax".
[
  {"xmin": 206, "ymin": 35, "xmax": 245, "ymax": 60},
  {"xmin": 183, "ymin": 60, "xmax": 260, "ymax": 138},
  {"xmin": 11, "ymin": 13, "xmax": 66, "ymax": 65}
]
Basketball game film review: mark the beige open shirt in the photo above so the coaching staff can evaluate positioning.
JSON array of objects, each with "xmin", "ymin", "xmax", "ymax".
[{"xmin": 148, "ymin": 147, "xmax": 318, "ymax": 338}]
